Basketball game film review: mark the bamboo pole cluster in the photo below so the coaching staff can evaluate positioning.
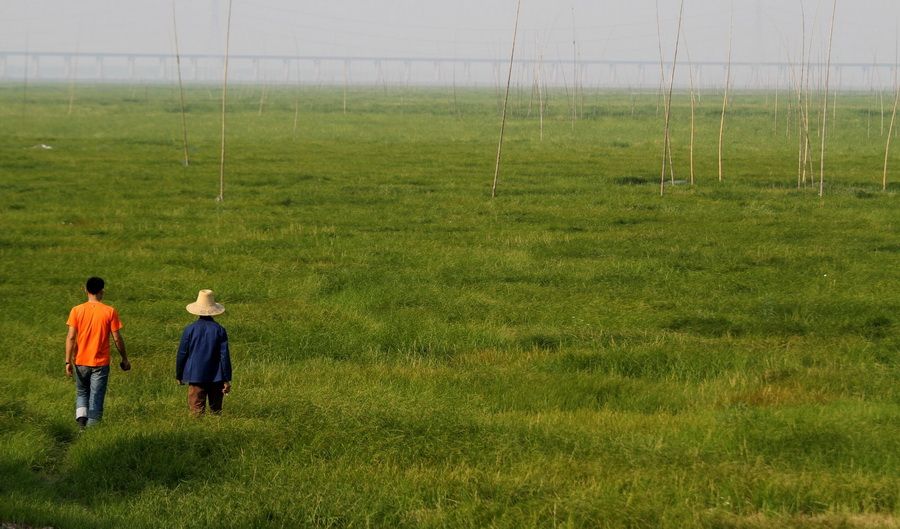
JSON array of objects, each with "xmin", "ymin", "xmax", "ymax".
[
  {"xmin": 778, "ymin": 1, "xmax": 820, "ymax": 191},
  {"xmin": 817, "ymin": 0, "xmax": 837, "ymax": 197},
  {"xmin": 660, "ymin": 0, "xmax": 686, "ymax": 196}
]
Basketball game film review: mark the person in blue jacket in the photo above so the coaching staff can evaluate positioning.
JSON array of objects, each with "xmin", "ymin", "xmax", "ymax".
[{"xmin": 176, "ymin": 289, "xmax": 232, "ymax": 415}]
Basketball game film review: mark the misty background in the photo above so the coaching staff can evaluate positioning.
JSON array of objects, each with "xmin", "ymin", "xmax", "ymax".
[{"xmin": 1, "ymin": 0, "xmax": 899, "ymax": 88}]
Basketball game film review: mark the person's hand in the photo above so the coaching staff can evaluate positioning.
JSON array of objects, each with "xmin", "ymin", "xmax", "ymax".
[
  {"xmin": 223, "ymin": 382, "xmax": 232, "ymax": 395},
  {"xmin": 65, "ymin": 363, "xmax": 73, "ymax": 377},
  {"xmin": 120, "ymin": 359, "xmax": 131, "ymax": 372}
]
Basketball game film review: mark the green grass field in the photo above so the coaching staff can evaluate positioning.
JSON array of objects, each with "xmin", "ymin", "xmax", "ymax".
[{"xmin": 0, "ymin": 83, "xmax": 897, "ymax": 529}]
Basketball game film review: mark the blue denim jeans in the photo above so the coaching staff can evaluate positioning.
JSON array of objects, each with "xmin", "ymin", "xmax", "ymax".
[{"xmin": 74, "ymin": 365, "xmax": 110, "ymax": 427}]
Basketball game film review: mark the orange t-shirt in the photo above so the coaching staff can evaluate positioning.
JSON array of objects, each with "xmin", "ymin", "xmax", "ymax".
[{"xmin": 66, "ymin": 301, "xmax": 123, "ymax": 367}]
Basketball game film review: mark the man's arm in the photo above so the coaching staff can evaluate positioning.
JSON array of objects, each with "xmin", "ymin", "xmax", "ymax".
[
  {"xmin": 65, "ymin": 326, "xmax": 77, "ymax": 377},
  {"xmin": 112, "ymin": 329, "xmax": 130, "ymax": 371},
  {"xmin": 175, "ymin": 328, "xmax": 190, "ymax": 383},
  {"xmin": 220, "ymin": 329, "xmax": 232, "ymax": 394}
]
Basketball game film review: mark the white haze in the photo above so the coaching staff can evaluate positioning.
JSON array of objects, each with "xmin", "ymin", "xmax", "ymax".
[{"xmin": 2, "ymin": 0, "xmax": 900, "ymax": 87}]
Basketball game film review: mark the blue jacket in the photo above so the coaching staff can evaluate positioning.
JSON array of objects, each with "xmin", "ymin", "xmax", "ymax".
[{"xmin": 176, "ymin": 318, "xmax": 232, "ymax": 383}]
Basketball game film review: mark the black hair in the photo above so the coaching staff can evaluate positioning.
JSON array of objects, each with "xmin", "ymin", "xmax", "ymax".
[{"xmin": 85, "ymin": 277, "xmax": 105, "ymax": 295}]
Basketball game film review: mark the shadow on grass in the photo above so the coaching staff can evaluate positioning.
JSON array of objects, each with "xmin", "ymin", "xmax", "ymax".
[
  {"xmin": 665, "ymin": 315, "xmax": 743, "ymax": 338},
  {"xmin": 2, "ymin": 423, "xmax": 243, "ymax": 513},
  {"xmin": 60, "ymin": 429, "xmax": 239, "ymax": 498}
]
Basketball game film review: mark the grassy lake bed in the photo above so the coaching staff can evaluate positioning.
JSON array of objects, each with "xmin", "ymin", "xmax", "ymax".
[{"xmin": 0, "ymin": 84, "xmax": 897, "ymax": 528}]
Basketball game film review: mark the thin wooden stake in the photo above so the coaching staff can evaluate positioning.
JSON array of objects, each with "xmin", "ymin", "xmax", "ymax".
[
  {"xmin": 801, "ymin": 0, "xmax": 814, "ymax": 186},
  {"xmin": 571, "ymin": 7, "xmax": 578, "ymax": 129},
  {"xmin": 67, "ymin": 37, "xmax": 79, "ymax": 116},
  {"xmin": 258, "ymin": 83, "xmax": 267, "ymax": 116},
  {"xmin": 22, "ymin": 35, "xmax": 29, "ymax": 127},
  {"xmin": 292, "ymin": 40, "xmax": 302, "ymax": 140},
  {"xmin": 867, "ymin": 91, "xmax": 871, "ymax": 140},
  {"xmin": 537, "ymin": 52, "xmax": 545, "ymax": 142},
  {"xmin": 293, "ymin": 99, "xmax": 300, "ymax": 138},
  {"xmin": 660, "ymin": 0, "xmax": 685, "ymax": 196},
  {"xmin": 172, "ymin": 1, "xmax": 190, "ymax": 167},
  {"xmin": 491, "ymin": 0, "xmax": 523, "ymax": 199},
  {"xmin": 882, "ymin": 84, "xmax": 899, "ymax": 192},
  {"xmin": 774, "ymin": 71, "xmax": 779, "ymax": 134},
  {"xmin": 527, "ymin": 39, "xmax": 537, "ymax": 118},
  {"xmin": 718, "ymin": 4, "xmax": 733, "ymax": 182},
  {"xmin": 656, "ymin": 1, "xmax": 675, "ymax": 185},
  {"xmin": 343, "ymin": 61, "xmax": 348, "ymax": 115},
  {"xmin": 797, "ymin": 2, "xmax": 807, "ymax": 188},
  {"xmin": 452, "ymin": 66, "xmax": 460, "ymax": 119},
  {"xmin": 685, "ymin": 37, "xmax": 696, "ymax": 186},
  {"xmin": 218, "ymin": 0, "xmax": 233, "ymax": 202},
  {"xmin": 819, "ymin": 0, "xmax": 837, "ymax": 198},
  {"xmin": 874, "ymin": 58, "xmax": 885, "ymax": 136}
]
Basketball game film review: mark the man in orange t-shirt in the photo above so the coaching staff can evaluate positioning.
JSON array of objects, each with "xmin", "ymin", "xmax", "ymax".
[{"xmin": 65, "ymin": 276, "xmax": 131, "ymax": 429}]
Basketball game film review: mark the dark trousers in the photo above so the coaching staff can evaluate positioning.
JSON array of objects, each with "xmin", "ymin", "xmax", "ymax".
[{"xmin": 188, "ymin": 382, "xmax": 224, "ymax": 415}]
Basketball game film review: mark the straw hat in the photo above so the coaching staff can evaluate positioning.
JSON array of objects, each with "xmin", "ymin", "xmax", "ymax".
[{"xmin": 186, "ymin": 289, "xmax": 225, "ymax": 316}]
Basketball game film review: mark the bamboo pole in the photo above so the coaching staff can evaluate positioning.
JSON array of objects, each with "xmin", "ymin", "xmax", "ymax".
[
  {"xmin": 867, "ymin": 91, "xmax": 871, "ymax": 140},
  {"xmin": 802, "ymin": 1, "xmax": 815, "ymax": 186},
  {"xmin": 293, "ymin": 99, "xmax": 300, "ymax": 138},
  {"xmin": 784, "ymin": 49, "xmax": 796, "ymax": 137},
  {"xmin": 774, "ymin": 70, "xmax": 779, "ymax": 135},
  {"xmin": 785, "ymin": 71, "xmax": 792, "ymax": 140},
  {"xmin": 630, "ymin": 89, "xmax": 636, "ymax": 118},
  {"xmin": 819, "ymin": 0, "xmax": 837, "ymax": 198},
  {"xmin": 292, "ymin": 38, "xmax": 302, "ymax": 140},
  {"xmin": 343, "ymin": 61, "xmax": 348, "ymax": 115},
  {"xmin": 528, "ymin": 39, "xmax": 538, "ymax": 119},
  {"xmin": 685, "ymin": 37, "xmax": 696, "ymax": 186},
  {"xmin": 873, "ymin": 57, "xmax": 885, "ymax": 136},
  {"xmin": 780, "ymin": 32, "xmax": 797, "ymax": 143},
  {"xmin": 881, "ymin": 73, "xmax": 886, "ymax": 136},
  {"xmin": 660, "ymin": 0, "xmax": 685, "ymax": 196},
  {"xmin": 491, "ymin": 0, "xmax": 523, "ymax": 199},
  {"xmin": 786, "ymin": 47, "xmax": 803, "ymax": 187},
  {"xmin": 832, "ymin": 88, "xmax": 837, "ymax": 128},
  {"xmin": 217, "ymin": 0, "xmax": 233, "ymax": 203},
  {"xmin": 22, "ymin": 35, "xmax": 29, "ymax": 127},
  {"xmin": 571, "ymin": 7, "xmax": 578, "ymax": 129},
  {"xmin": 655, "ymin": 1, "xmax": 675, "ymax": 184},
  {"xmin": 868, "ymin": 57, "xmax": 875, "ymax": 140},
  {"xmin": 689, "ymin": 68, "xmax": 696, "ymax": 186},
  {"xmin": 67, "ymin": 36, "xmax": 80, "ymax": 116},
  {"xmin": 538, "ymin": 52, "xmax": 545, "ymax": 142},
  {"xmin": 882, "ymin": 83, "xmax": 899, "ymax": 192},
  {"xmin": 452, "ymin": 65, "xmax": 460, "ymax": 119},
  {"xmin": 797, "ymin": 1, "xmax": 807, "ymax": 188},
  {"xmin": 258, "ymin": 83, "xmax": 267, "ymax": 116},
  {"xmin": 718, "ymin": 5, "xmax": 733, "ymax": 183},
  {"xmin": 172, "ymin": 1, "xmax": 190, "ymax": 167}
]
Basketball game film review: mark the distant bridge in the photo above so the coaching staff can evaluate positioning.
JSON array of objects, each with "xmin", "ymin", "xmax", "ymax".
[{"xmin": 0, "ymin": 50, "xmax": 890, "ymax": 89}]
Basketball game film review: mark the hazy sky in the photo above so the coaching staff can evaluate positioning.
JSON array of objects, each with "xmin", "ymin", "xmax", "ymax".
[{"xmin": 2, "ymin": 0, "xmax": 900, "ymax": 65}]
